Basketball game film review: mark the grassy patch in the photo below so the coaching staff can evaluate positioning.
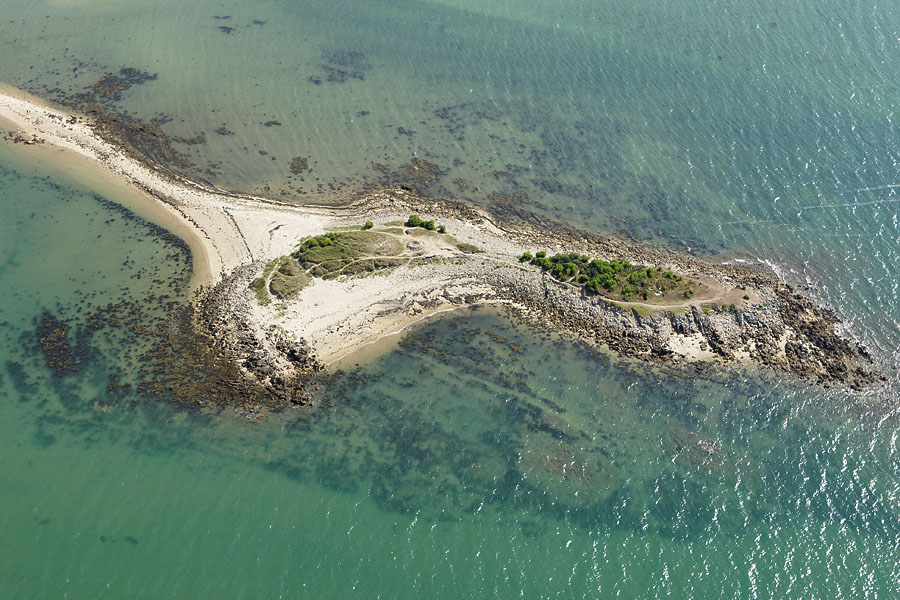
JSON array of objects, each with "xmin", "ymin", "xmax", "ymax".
[
  {"xmin": 249, "ymin": 277, "xmax": 272, "ymax": 306},
  {"xmin": 262, "ymin": 257, "xmax": 283, "ymax": 278},
  {"xmin": 293, "ymin": 231, "xmax": 405, "ymax": 279},
  {"xmin": 405, "ymin": 228, "xmax": 442, "ymax": 239},
  {"xmin": 268, "ymin": 258, "xmax": 311, "ymax": 300},
  {"xmin": 456, "ymin": 242, "xmax": 481, "ymax": 254},
  {"xmin": 631, "ymin": 305, "xmax": 651, "ymax": 318},
  {"xmin": 340, "ymin": 257, "xmax": 403, "ymax": 276},
  {"xmin": 407, "ymin": 257, "xmax": 443, "ymax": 269}
]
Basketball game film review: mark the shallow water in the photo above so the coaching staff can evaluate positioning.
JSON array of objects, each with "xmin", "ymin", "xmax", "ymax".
[{"xmin": 2, "ymin": 0, "xmax": 900, "ymax": 597}]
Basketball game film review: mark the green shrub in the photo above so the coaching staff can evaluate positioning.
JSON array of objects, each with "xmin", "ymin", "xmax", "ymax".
[
  {"xmin": 363, "ymin": 220, "xmax": 374, "ymax": 230},
  {"xmin": 522, "ymin": 248, "xmax": 696, "ymax": 303},
  {"xmin": 438, "ymin": 225, "xmax": 446, "ymax": 233},
  {"xmin": 531, "ymin": 256, "xmax": 552, "ymax": 269},
  {"xmin": 743, "ymin": 294, "xmax": 750, "ymax": 300},
  {"xmin": 249, "ymin": 277, "xmax": 271, "ymax": 306},
  {"xmin": 424, "ymin": 220, "xmax": 435, "ymax": 231}
]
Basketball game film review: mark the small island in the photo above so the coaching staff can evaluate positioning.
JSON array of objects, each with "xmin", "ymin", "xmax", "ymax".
[{"xmin": 0, "ymin": 85, "xmax": 879, "ymax": 416}]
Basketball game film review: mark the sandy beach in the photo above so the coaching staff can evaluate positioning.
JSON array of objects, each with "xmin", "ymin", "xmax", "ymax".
[
  {"xmin": 0, "ymin": 83, "xmax": 331, "ymax": 289},
  {"xmin": 0, "ymin": 82, "xmax": 532, "ymax": 363}
]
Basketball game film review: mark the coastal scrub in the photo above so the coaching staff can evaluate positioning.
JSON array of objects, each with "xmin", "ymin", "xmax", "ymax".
[{"xmin": 523, "ymin": 251, "xmax": 694, "ymax": 302}]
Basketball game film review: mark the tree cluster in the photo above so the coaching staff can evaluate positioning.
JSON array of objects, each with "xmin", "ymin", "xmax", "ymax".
[
  {"xmin": 406, "ymin": 214, "xmax": 445, "ymax": 233},
  {"xmin": 520, "ymin": 250, "xmax": 690, "ymax": 300},
  {"xmin": 300, "ymin": 232, "xmax": 336, "ymax": 249}
]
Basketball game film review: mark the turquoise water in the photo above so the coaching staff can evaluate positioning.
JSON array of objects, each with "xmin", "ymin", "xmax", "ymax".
[{"xmin": 3, "ymin": 0, "xmax": 900, "ymax": 597}]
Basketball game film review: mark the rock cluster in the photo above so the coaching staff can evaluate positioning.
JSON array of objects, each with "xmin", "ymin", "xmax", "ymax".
[
  {"xmin": 487, "ymin": 268, "xmax": 876, "ymax": 390},
  {"xmin": 195, "ymin": 263, "xmax": 323, "ymax": 407}
]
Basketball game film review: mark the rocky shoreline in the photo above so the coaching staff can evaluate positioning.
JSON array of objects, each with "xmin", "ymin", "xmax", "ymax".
[
  {"xmin": 194, "ymin": 263, "xmax": 323, "ymax": 406},
  {"xmin": 187, "ymin": 188, "xmax": 879, "ymax": 416},
  {"xmin": 0, "ymin": 85, "xmax": 881, "ymax": 415}
]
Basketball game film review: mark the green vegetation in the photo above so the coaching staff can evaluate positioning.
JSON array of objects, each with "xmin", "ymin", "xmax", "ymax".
[
  {"xmin": 293, "ymin": 231, "xmax": 404, "ymax": 279},
  {"xmin": 743, "ymin": 294, "xmax": 750, "ymax": 300},
  {"xmin": 268, "ymin": 258, "xmax": 311, "ymax": 300},
  {"xmin": 249, "ymin": 277, "xmax": 271, "ymax": 306},
  {"xmin": 524, "ymin": 251, "xmax": 694, "ymax": 302},
  {"xmin": 262, "ymin": 257, "xmax": 282, "ymax": 278},
  {"xmin": 406, "ymin": 214, "xmax": 445, "ymax": 233},
  {"xmin": 249, "ymin": 225, "xmax": 483, "ymax": 306},
  {"xmin": 249, "ymin": 257, "xmax": 311, "ymax": 305},
  {"xmin": 631, "ymin": 305, "xmax": 651, "ymax": 318}
]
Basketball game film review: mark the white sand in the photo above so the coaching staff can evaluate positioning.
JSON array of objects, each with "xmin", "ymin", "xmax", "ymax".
[{"xmin": 0, "ymin": 84, "xmax": 333, "ymax": 287}]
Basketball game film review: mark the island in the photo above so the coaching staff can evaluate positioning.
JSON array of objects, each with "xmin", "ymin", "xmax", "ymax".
[{"xmin": 0, "ymin": 84, "xmax": 879, "ymax": 414}]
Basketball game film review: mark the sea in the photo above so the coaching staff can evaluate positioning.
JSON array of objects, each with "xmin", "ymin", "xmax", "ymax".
[{"xmin": 1, "ymin": 0, "xmax": 900, "ymax": 597}]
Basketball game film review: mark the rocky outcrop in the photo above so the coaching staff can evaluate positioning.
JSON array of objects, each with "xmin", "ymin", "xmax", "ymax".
[
  {"xmin": 195, "ymin": 263, "xmax": 323, "ymax": 408},
  {"xmin": 185, "ymin": 187, "xmax": 879, "ymax": 401},
  {"xmin": 483, "ymin": 268, "xmax": 876, "ymax": 390}
]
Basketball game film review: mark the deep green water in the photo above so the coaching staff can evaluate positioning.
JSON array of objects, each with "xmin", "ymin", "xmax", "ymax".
[{"xmin": 2, "ymin": 0, "xmax": 900, "ymax": 597}]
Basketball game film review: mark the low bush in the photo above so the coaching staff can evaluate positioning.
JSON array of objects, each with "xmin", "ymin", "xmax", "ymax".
[
  {"xmin": 522, "ymin": 250, "xmax": 694, "ymax": 302},
  {"xmin": 405, "ymin": 214, "xmax": 443, "ymax": 232}
]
